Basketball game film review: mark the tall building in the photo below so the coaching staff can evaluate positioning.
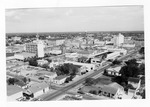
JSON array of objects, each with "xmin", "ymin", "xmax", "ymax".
[
  {"xmin": 113, "ymin": 33, "xmax": 124, "ymax": 47},
  {"xmin": 25, "ymin": 34, "xmax": 44, "ymax": 57}
]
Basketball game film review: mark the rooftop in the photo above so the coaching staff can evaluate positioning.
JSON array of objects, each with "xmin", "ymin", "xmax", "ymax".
[
  {"xmin": 6, "ymin": 53, "xmax": 15, "ymax": 57},
  {"xmin": 128, "ymin": 77, "xmax": 140, "ymax": 83},
  {"xmin": 27, "ymin": 82, "xmax": 49, "ymax": 93},
  {"xmin": 15, "ymin": 52, "xmax": 36, "ymax": 58},
  {"xmin": 54, "ymin": 75, "xmax": 67, "ymax": 80},
  {"xmin": 107, "ymin": 66, "xmax": 122, "ymax": 72}
]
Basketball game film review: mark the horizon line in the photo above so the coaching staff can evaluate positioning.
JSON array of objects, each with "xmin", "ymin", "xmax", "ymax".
[{"xmin": 6, "ymin": 30, "xmax": 144, "ymax": 34}]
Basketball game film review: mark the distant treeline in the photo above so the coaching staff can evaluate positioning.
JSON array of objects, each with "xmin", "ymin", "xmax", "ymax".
[{"xmin": 6, "ymin": 31, "xmax": 144, "ymax": 39}]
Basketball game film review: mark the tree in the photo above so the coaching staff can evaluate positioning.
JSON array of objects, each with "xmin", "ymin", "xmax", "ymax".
[
  {"xmin": 46, "ymin": 59, "xmax": 52, "ymax": 63},
  {"xmin": 7, "ymin": 78, "xmax": 14, "ymax": 85},
  {"xmin": 42, "ymin": 64, "xmax": 49, "ymax": 70},
  {"xmin": 28, "ymin": 78, "xmax": 31, "ymax": 82},
  {"xmin": 29, "ymin": 58, "xmax": 38, "ymax": 66},
  {"xmin": 22, "ymin": 77, "xmax": 27, "ymax": 83},
  {"xmin": 139, "ymin": 63, "xmax": 145, "ymax": 75},
  {"xmin": 119, "ymin": 65, "xmax": 139, "ymax": 78},
  {"xmin": 55, "ymin": 63, "xmax": 79, "ymax": 76},
  {"xmin": 125, "ymin": 59, "xmax": 138, "ymax": 66},
  {"xmin": 112, "ymin": 76, "xmax": 128, "ymax": 86},
  {"xmin": 103, "ymin": 69, "xmax": 108, "ymax": 75},
  {"xmin": 141, "ymin": 89, "xmax": 145, "ymax": 99},
  {"xmin": 112, "ymin": 60, "xmax": 121, "ymax": 65},
  {"xmin": 84, "ymin": 78, "xmax": 95, "ymax": 86},
  {"xmin": 78, "ymin": 56, "xmax": 88, "ymax": 63},
  {"xmin": 139, "ymin": 47, "xmax": 144, "ymax": 54},
  {"xmin": 7, "ymin": 78, "xmax": 18, "ymax": 85}
]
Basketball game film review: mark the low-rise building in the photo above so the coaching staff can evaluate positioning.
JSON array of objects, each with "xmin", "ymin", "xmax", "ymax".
[
  {"xmin": 128, "ymin": 77, "xmax": 141, "ymax": 90},
  {"xmin": 122, "ymin": 44, "xmax": 135, "ymax": 48},
  {"xmin": 64, "ymin": 61, "xmax": 96, "ymax": 72},
  {"xmin": 44, "ymin": 72, "xmax": 57, "ymax": 81},
  {"xmin": 14, "ymin": 52, "xmax": 36, "ymax": 61},
  {"xmin": 106, "ymin": 66, "xmax": 122, "ymax": 76},
  {"xmin": 37, "ymin": 59, "xmax": 48, "ymax": 66},
  {"xmin": 101, "ymin": 82, "xmax": 124, "ymax": 99},
  {"xmin": 23, "ymin": 82, "xmax": 50, "ymax": 98},
  {"xmin": 65, "ymin": 53, "xmax": 79, "ymax": 61},
  {"xmin": 53, "ymin": 75, "xmax": 68, "ymax": 85}
]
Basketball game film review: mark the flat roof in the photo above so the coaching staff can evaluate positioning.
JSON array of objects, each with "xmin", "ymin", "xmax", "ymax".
[
  {"xmin": 6, "ymin": 53, "xmax": 15, "ymax": 57},
  {"xmin": 27, "ymin": 83, "xmax": 48, "ymax": 93},
  {"xmin": 54, "ymin": 75, "xmax": 67, "ymax": 80},
  {"xmin": 128, "ymin": 77, "xmax": 140, "ymax": 83},
  {"xmin": 15, "ymin": 52, "xmax": 36, "ymax": 58}
]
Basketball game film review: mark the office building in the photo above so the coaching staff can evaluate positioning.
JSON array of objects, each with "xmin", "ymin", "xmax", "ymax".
[
  {"xmin": 25, "ymin": 34, "xmax": 44, "ymax": 57},
  {"xmin": 113, "ymin": 33, "xmax": 124, "ymax": 47}
]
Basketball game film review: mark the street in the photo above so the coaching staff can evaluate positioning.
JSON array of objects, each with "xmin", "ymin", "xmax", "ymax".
[{"xmin": 41, "ymin": 50, "xmax": 137, "ymax": 101}]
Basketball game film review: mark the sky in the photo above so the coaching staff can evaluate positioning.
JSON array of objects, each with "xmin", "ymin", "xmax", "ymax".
[{"xmin": 5, "ymin": 6, "xmax": 144, "ymax": 33}]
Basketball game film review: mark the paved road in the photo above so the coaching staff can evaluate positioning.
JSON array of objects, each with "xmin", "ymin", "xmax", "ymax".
[
  {"xmin": 43, "ymin": 64, "xmax": 110, "ymax": 101},
  {"xmin": 41, "ymin": 50, "xmax": 137, "ymax": 101}
]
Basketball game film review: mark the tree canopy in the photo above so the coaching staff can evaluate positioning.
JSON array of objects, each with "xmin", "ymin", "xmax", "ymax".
[
  {"xmin": 139, "ymin": 47, "xmax": 144, "ymax": 54},
  {"xmin": 112, "ymin": 59, "xmax": 122, "ymax": 65},
  {"xmin": 119, "ymin": 65, "xmax": 139, "ymax": 78},
  {"xmin": 29, "ymin": 58, "xmax": 38, "ymax": 66},
  {"xmin": 113, "ymin": 58, "xmax": 145, "ymax": 87},
  {"xmin": 84, "ymin": 78, "xmax": 95, "ymax": 86},
  {"xmin": 55, "ymin": 63, "xmax": 79, "ymax": 76}
]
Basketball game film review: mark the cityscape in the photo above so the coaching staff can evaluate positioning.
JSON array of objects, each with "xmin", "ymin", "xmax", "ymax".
[{"xmin": 5, "ymin": 6, "xmax": 145, "ymax": 101}]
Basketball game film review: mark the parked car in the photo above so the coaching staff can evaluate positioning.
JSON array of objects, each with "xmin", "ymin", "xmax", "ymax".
[
  {"xmin": 74, "ymin": 94, "xmax": 83, "ymax": 99},
  {"xmin": 31, "ymin": 98, "xmax": 43, "ymax": 101}
]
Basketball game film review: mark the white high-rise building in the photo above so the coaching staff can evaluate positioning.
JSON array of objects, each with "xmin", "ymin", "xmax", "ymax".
[
  {"xmin": 113, "ymin": 33, "xmax": 124, "ymax": 47},
  {"xmin": 25, "ymin": 34, "xmax": 44, "ymax": 58},
  {"xmin": 37, "ymin": 41, "xmax": 44, "ymax": 57}
]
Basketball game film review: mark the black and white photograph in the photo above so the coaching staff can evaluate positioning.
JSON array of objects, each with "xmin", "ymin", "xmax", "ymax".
[
  {"xmin": 5, "ymin": 5, "xmax": 145, "ymax": 102},
  {"xmin": 1, "ymin": 1, "xmax": 150, "ymax": 106}
]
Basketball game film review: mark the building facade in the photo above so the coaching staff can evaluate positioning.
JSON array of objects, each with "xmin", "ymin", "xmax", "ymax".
[{"xmin": 25, "ymin": 41, "xmax": 44, "ymax": 57}]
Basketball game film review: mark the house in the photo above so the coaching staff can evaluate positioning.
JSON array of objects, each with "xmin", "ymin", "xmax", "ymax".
[
  {"xmin": 128, "ymin": 77, "xmax": 141, "ymax": 90},
  {"xmin": 91, "ymin": 57, "xmax": 103, "ymax": 64},
  {"xmin": 14, "ymin": 52, "xmax": 36, "ymax": 61},
  {"xmin": 78, "ymin": 66, "xmax": 88, "ymax": 75},
  {"xmin": 44, "ymin": 72, "xmax": 57, "ymax": 81},
  {"xmin": 65, "ymin": 53, "xmax": 79, "ymax": 61},
  {"xmin": 126, "ymin": 77, "xmax": 141, "ymax": 97},
  {"xmin": 106, "ymin": 66, "xmax": 122, "ymax": 76},
  {"xmin": 37, "ymin": 59, "xmax": 48, "ymax": 66},
  {"xmin": 53, "ymin": 75, "xmax": 68, "ymax": 85},
  {"xmin": 23, "ymin": 82, "xmax": 50, "ymax": 98},
  {"xmin": 101, "ymin": 82, "xmax": 124, "ymax": 99},
  {"xmin": 64, "ymin": 61, "xmax": 96, "ymax": 72},
  {"xmin": 49, "ymin": 60, "xmax": 64, "ymax": 69},
  {"xmin": 15, "ymin": 81, "xmax": 27, "ymax": 89}
]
